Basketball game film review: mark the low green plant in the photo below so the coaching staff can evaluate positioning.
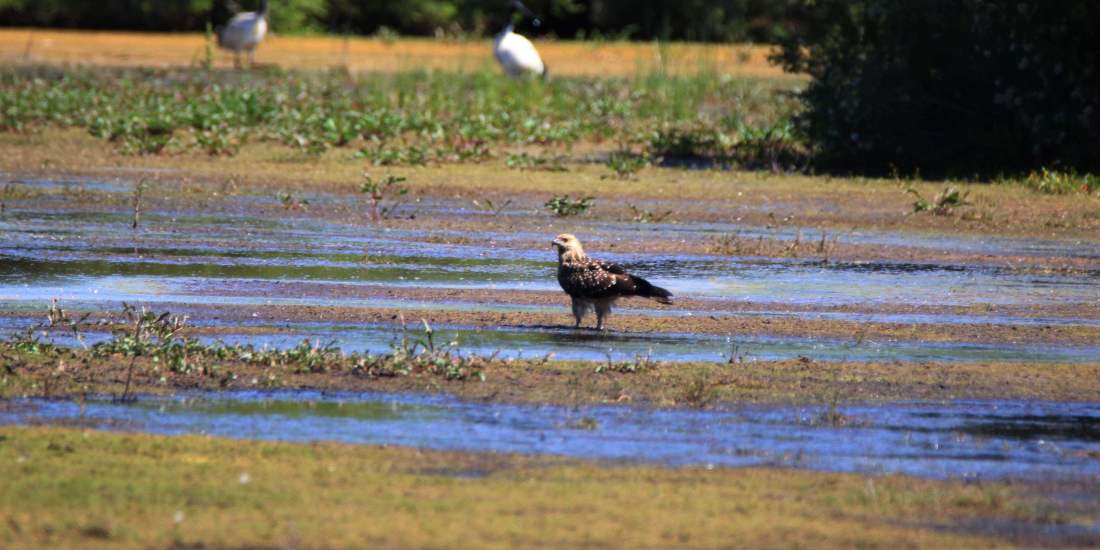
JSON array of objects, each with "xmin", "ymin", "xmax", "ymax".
[
  {"xmin": 603, "ymin": 150, "xmax": 650, "ymax": 179},
  {"xmin": 360, "ymin": 173, "xmax": 409, "ymax": 221},
  {"xmin": 276, "ymin": 191, "xmax": 310, "ymax": 210},
  {"xmin": 1019, "ymin": 168, "xmax": 1100, "ymax": 195},
  {"xmin": 907, "ymin": 186, "xmax": 971, "ymax": 215},
  {"xmin": 2, "ymin": 303, "xmax": 499, "ymax": 391},
  {"xmin": 0, "ymin": 300, "xmax": 91, "ymax": 357},
  {"xmin": 2, "ymin": 328, "xmax": 55, "ymax": 356},
  {"xmin": 92, "ymin": 304, "xmax": 194, "ymax": 366},
  {"xmin": 545, "ymin": 195, "xmax": 594, "ymax": 217},
  {"xmin": 46, "ymin": 299, "xmax": 89, "ymax": 349},
  {"xmin": 86, "ymin": 303, "xmax": 197, "ymax": 400},
  {"xmin": 355, "ymin": 319, "xmax": 487, "ymax": 381},
  {"xmin": 282, "ymin": 339, "xmax": 341, "ymax": 373}
]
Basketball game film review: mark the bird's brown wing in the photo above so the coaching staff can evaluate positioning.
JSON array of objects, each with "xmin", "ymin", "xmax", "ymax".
[
  {"xmin": 559, "ymin": 258, "xmax": 672, "ymax": 304},
  {"xmin": 576, "ymin": 260, "xmax": 639, "ymax": 299},
  {"xmin": 560, "ymin": 260, "xmax": 614, "ymax": 298},
  {"xmin": 592, "ymin": 259, "xmax": 627, "ymax": 274},
  {"xmin": 586, "ymin": 260, "xmax": 672, "ymax": 303}
]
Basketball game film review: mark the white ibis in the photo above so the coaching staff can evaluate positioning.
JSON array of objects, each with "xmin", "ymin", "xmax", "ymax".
[
  {"xmin": 218, "ymin": 0, "xmax": 269, "ymax": 69},
  {"xmin": 493, "ymin": 1, "xmax": 548, "ymax": 79}
]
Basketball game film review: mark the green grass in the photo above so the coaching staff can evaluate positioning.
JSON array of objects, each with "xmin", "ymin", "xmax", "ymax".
[
  {"xmin": 0, "ymin": 426, "xmax": 1081, "ymax": 549},
  {"xmin": 1016, "ymin": 168, "xmax": 1100, "ymax": 195},
  {"xmin": 544, "ymin": 194, "xmax": 595, "ymax": 216},
  {"xmin": 0, "ymin": 65, "xmax": 800, "ymax": 165}
]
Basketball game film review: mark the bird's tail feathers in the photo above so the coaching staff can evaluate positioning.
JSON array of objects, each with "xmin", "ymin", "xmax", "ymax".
[{"xmin": 632, "ymin": 276, "xmax": 672, "ymax": 304}]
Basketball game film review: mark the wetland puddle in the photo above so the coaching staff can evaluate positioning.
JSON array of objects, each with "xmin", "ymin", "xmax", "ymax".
[
  {"xmin": 2, "ymin": 179, "xmax": 1099, "ymax": 363},
  {"xmin": 4, "ymin": 390, "xmax": 1099, "ymax": 480}
]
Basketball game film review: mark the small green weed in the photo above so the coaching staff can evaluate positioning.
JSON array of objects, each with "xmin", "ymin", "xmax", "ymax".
[
  {"xmin": 603, "ymin": 150, "xmax": 650, "ymax": 179},
  {"xmin": 360, "ymin": 173, "xmax": 409, "ymax": 221},
  {"xmin": 545, "ymin": 195, "xmax": 594, "ymax": 217},
  {"xmin": 354, "ymin": 318, "xmax": 487, "ymax": 381},
  {"xmin": 276, "ymin": 191, "xmax": 310, "ymax": 210},
  {"xmin": 1019, "ymin": 168, "xmax": 1100, "ymax": 195},
  {"xmin": 2, "ymin": 328, "xmax": 56, "ymax": 356},
  {"xmin": 907, "ymin": 186, "xmax": 971, "ymax": 215}
]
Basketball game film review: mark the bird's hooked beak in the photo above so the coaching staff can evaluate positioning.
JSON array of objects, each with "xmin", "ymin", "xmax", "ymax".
[{"xmin": 551, "ymin": 237, "xmax": 565, "ymax": 249}]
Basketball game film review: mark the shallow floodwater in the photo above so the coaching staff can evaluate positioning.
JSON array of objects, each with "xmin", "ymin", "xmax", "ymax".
[
  {"xmin": 1, "ymin": 178, "xmax": 1099, "ymax": 363},
  {"xmin": 3, "ymin": 209, "xmax": 1098, "ymax": 308},
  {"xmin": 4, "ymin": 391, "xmax": 1099, "ymax": 480}
]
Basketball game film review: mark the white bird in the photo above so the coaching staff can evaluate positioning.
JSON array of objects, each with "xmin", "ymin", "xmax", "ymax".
[
  {"xmin": 217, "ymin": 0, "xmax": 269, "ymax": 69},
  {"xmin": 494, "ymin": 1, "xmax": 548, "ymax": 79}
]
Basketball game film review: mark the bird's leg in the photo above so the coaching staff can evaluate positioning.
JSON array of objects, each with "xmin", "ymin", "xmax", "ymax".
[
  {"xmin": 595, "ymin": 300, "xmax": 611, "ymax": 331},
  {"xmin": 570, "ymin": 298, "xmax": 585, "ymax": 328}
]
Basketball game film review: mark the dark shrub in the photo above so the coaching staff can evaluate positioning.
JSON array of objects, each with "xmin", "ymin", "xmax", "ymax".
[{"xmin": 774, "ymin": 1, "xmax": 1100, "ymax": 177}]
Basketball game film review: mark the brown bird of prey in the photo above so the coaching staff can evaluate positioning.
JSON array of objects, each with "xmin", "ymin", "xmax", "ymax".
[{"xmin": 552, "ymin": 233, "xmax": 672, "ymax": 330}]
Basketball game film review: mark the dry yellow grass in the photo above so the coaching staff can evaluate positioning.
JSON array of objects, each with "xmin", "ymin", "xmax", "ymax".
[{"xmin": 0, "ymin": 28, "xmax": 792, "ymax": 78}]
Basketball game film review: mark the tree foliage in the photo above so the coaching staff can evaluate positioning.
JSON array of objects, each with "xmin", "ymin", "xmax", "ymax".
[{"xmin": 775, "ymin": 0, "xmax": 1100, "ymax": 176}]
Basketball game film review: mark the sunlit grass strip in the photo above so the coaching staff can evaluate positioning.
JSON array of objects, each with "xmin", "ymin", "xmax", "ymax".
[{"xmin": 0, "ymin": 425, "xmax": 1069, "ymax": 549}]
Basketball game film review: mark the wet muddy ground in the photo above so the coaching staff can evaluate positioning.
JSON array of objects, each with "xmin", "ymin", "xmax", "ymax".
[
  {"xmin": 1, "ymin": 157, "xmax": 1099, "ymax": 513},
  {"xmin": 2, "ymin": 172, "xmax": 1098, "ymax": 366}
]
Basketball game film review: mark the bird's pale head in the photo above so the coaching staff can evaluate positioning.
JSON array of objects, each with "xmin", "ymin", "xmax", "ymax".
[{"xmin": 551, "ymin": 233, "xmax": 585, "ymax": 260}]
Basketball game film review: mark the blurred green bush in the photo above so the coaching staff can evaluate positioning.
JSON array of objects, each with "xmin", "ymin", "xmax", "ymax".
[{"xmin": 774, "ymin": 0, "xmax": 1100, "ymax": 176}]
